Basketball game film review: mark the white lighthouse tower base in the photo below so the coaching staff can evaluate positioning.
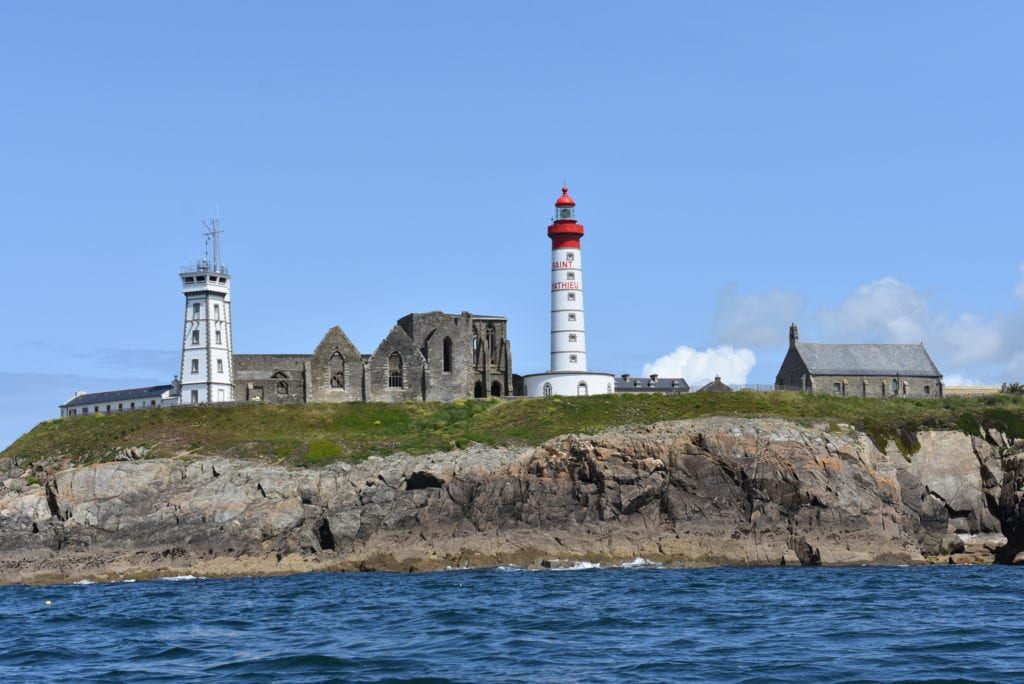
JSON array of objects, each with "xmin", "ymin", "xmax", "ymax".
[{"xmin": 523, "ymin": 371, "xmax": 616, "ymax": 398}]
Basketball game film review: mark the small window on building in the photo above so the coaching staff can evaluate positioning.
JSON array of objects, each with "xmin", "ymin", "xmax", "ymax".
[
  {"xmin": 130, "ymin": 402, "xmax": 135, "ymax": 409},
  {"xmin": 217, "ymin": 389, "xmax": 225, "ymax": 401},
  {"xmin": 566, "ymin": 252, "xmax": 575, "ymax": 260},
  {"xmin": 330, "ymin": 371, "xmax": 344, "ymax": 388},
  {"xmin": 634, "ymin": 380, "xmax": 642, "ymax": 388},
  {"xmin": 106, "ymin": 404, "xmax": 111, "ymax": 412},
  {"xmin": 569, "ymin": 354, "xmax": 578, "ymax": 364},
  {"xmin": 190, "ymin": 390, "xmax": 198, "ymax": 404},
  {"xmin": 213, "ymin": 304, "xmax": 220, "ymax": 320},
  {"xmin": 567, "ymin": 292, "xmax": 576, "ymax": 301},
  {"xmin": 215, "ymin": 330, "xmax": 222, "ymax": 344},
  {"xmin": 566, "ymin": 272, "xmax": 575, "ymax": 281},
  {"xmin": 193, "ymin": 303, "xmax": 200, "ymax": 318},
  {"xmin": 191, "ymin": 359, "xmax": 199, "ymax": 374},
  {"xmin": 892, "ymin": 379, "xmax": 899, "ymax": 395},
  {"xmin": 833, "ymin": 382, "xmax": 842, "ymax": 395},
  {"xmin": 568, "ymin": 333, "xmax": 577, "ymax": 342},
  {"xmin": 192, "ymin": 330, "xmax": 200, "ymax": 345},
  {"xmin": 568, "ymin": 313, "xmax": 577, "ymax": 322},
  {"xmin": 442, "ymin": 337, "xmax": 453, "ymax": 373},
  {"xmin": 82, "ymin": 407, "xmax": 88, "ymax": 414},
  {"xmin": 70, "ymin": 409, "xmax": 76, "ymax": 416},
  {"xmin": 277, "ymin": 380, "xmax": 288, "ymax": 396},
  {"xmin": 924, "ymin": 385, "xmax": 931, "ymax": 396},
  {"xmin": 150, "ymin": 400, "xmax": 156, "ymax": 406},
  {"xmin": 118, "ymin": 403, "xmax": 124, "ymax": 411},
  {"xmin": 543, "ymin": 382, "xmax": 553, "ymax": 397},
  {"xmin": 577, "ymin": 381, "xmax": 588, "ymax": 396},
  {"xmin": 217, "ymin": 359, "xmax": 223, "ymax": 373}
]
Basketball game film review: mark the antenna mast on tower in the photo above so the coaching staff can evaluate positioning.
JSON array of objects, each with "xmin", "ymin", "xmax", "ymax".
[{"xmin": 202, "ymin": 217, "xmax": 224, "ymax": 273}]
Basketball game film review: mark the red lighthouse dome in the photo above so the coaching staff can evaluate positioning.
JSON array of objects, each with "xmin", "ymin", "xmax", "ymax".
[{"xmin": 555, "ymin": 186, "xmax": 575, "ymax": 207}]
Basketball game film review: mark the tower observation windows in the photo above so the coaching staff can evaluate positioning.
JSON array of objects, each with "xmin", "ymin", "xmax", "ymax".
[
  {"xmin": 191, "ymin": 359, "xmax": 199, "ymax": 374},
  {"xmin": 192, "ymin": 330, "xmax": 200, "ymax": 344}
]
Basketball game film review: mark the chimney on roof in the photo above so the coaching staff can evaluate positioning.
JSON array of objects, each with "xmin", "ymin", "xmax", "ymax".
[
  {"xmin": 789, "ymin": 323, "xmax": 799, "ymax": 348},
  {"xmin": 74, "ymin": 390, "xmax": 86, "ymax": 398},
  {"xmin": 621, "ymin": 373, "xmax": 630, "ymax": 381},
  {"xmin": 649, "ymin": 374, "xmax": 658, "ymax": 381}
]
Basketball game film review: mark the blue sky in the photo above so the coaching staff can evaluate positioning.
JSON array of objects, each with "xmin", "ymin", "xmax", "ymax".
[{"xmin": 2, "ymin": 2, "xmax": 1023, "ymax": 448}]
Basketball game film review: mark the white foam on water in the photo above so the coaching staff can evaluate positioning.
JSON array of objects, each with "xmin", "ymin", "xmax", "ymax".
[
  {"xmin": 495, "ymin": 564, "xmax": 527, "ymax": 572},
  {"xmin": 73, "ymin": 579, "xmax": 95, "ymax": 585},
  {"xmin": 620, "ymin": 557, "xmax": 662, "ymax": 569},
  {"xmin": 159, "ymin": 575, "xmax": 202, "ymax": 581},
  {"xmin": 552, "ymin": 561, "xmax": 602, "ymax": 571}
]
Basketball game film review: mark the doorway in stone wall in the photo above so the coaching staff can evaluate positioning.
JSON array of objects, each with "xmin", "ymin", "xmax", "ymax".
[{"xmin": 491, "ymin": 381, "xmax": 502, "ymax": 397}]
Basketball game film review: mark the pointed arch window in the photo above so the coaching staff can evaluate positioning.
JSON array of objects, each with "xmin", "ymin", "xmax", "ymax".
[
  {"xmin": 329, "ymin": 350, "xmax": 345, "ymax": 388},
  {"xmin": 388, "ymin": 352, "xmax": 403, "ymax": 388},
  {"xmin": 277, "ymin": 380, "xmax": 288, "ymax": 396},
  {"xmin": 577, "ymin": 381, "xmax": 589, "ymax": 396},
  {"xmin": 442, "ymin": 337, "xmax": 453, "ymax": 373},
  {"xmin": 543, "ymin": 382, "xmax": 553, "ymax": 397}
]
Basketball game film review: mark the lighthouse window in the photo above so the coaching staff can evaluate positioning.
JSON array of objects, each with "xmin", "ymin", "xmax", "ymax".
[
  {"xmin": 566, "ymin": 272, "xmax": 575, "ymax": 281},
  {"xmin": 567, "ymin": 293, "xmax": 576, "ymax": 301},
  {"xmin": 192, "ymin": 330, "xmax": 200, "ymax": 344},
  {"xmin": 215, "ymin": 330, "xmax": 222, "ymax": 344},
  {"xmin": 568, "ymin": 313, "xmax": 577, "ymax": 322},
  {"xmin": 191, "ymin": 359, "xmax": 199, "ymax": 374},
  {"xmin": 217, "ymin": 359, "xmax": 223, "ymax": 373},
  {"xmin": 214, "ymin": 304, "xmax": 220, "ymax": 320},
  {"xmin": 566, "ymin": 252, "xmax": 575, "ymax": 260},
  {"xmin": 569, "ymin": 354, "xmax": 578, "ymax": 364},
  {"xmin": 543, "ymin": 382, "xmax": 553, "ymax": 397},
  {"xmin": 192, "ymin": 303, "xmax": 200, "ymax": 318},
  {"xmin": 568, "ymin": 334, "xmax": 577, "ymax": 342}
]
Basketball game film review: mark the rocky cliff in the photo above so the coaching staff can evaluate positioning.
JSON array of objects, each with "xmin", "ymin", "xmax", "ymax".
[{"xmin": 1, "ymin": 417, "xmax": 1020, "ymax": 585}]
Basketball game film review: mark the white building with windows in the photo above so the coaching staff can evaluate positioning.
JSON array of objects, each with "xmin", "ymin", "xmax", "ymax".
[
  {"xmin": 179, "ymin": 218, "xmax": 234, "ymax": 404},
  {"xmin": 523, "ymin": 186, "xmax": 615, "ymax": 397}
]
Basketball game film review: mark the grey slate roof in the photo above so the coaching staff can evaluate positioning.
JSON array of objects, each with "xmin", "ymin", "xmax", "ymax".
[
  {"xmin": 61, "ymin": 385, "xmax": 174, "ymax": 408},
  {"xmin": 697, "ymin": 376, "xmax": 733, "ymax": 393},
  {"xmin": 614, "ymin": 377, "xmax": 690, "ymax": 392},
  {"xmin": 795, "ymin": 343, "xmax": 941, "ymax": 377}
]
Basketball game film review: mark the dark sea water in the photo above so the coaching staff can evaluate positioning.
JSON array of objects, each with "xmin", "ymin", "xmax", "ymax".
[{"xmin": 2, "ymin": 563, "xmax": 1023, "ymax": 682}]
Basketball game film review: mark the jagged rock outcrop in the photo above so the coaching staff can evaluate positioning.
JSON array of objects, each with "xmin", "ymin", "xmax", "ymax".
[{"xmin": 0, "ymin": 417, "xmax": 1018, "ymax": 584}]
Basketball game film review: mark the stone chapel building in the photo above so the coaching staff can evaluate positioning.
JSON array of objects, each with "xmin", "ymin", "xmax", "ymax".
[
  {"xmin": 775, "ymin": 324, "xmax": 943, "ymax": 398},
  {"xmin": 233, "ymin": 311, "xmax": 514, "ymax": 404}
]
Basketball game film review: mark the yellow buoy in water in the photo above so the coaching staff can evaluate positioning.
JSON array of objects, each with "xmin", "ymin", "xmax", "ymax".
[{"xmin": 44, "ymin": 600, "xmax": 52, "ymax": 606}]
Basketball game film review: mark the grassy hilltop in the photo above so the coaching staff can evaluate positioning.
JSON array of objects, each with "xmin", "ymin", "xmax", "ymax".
[{"xmin": 5, "ymin": 392, "xmax": 1024, "ymax": 468}]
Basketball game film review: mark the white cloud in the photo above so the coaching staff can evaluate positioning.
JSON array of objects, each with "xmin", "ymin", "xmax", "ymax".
[
  {"xmin": 642, "ymin": 345, "xmax": 757, "ymax": 387},
  {"xmin": 942, "ymin": 374, "xmax": 982, "ymax": 387},
  {"xmin": 713, "ymin": 285, "xmax": 804, "ymax": 348},
  {"xmin": 818, "ymin": 277, "xmax": 928, "ymax": 343}
]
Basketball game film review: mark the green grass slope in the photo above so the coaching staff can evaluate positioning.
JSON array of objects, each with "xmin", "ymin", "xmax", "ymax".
[{"xmin": 5, "ymin": 392, "xmax": 1024, "ymax": 468}]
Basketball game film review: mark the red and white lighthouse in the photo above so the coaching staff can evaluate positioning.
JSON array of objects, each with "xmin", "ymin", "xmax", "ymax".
[
  {"xmin": 523, "ymin": 186, "xmax": 615, "ymax": 397},
  {"xmin": 549, "ymin": 187, "xmax": 587, "ymax": 371}
]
